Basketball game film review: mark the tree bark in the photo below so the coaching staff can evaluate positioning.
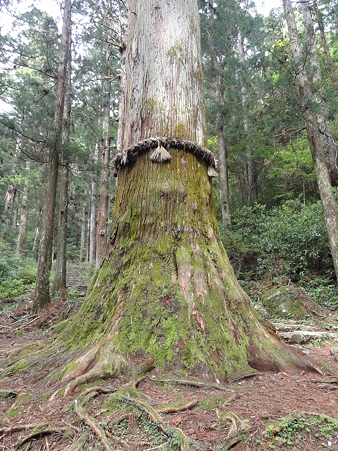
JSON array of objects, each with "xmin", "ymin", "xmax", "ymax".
[
  {"xmin": 89, "ymin": 144, "xmax": 99, "ymax": 265},
  {"xmin": 301, "ymin": 1, "xmax": 337, "ymax": 186},
  {"xmin": 313, "ymin": 1, "xmax": 336, "ymax": 77},
  {"xmin": 96, "ymin": 51, "xmax": 111, "ymax": 268},
  {"xmin": 53, "ymin": 163, "xmax": 70, "ymax": 295},
  {"xmin": 236, "ymin": 30, "xmax": 258, "ymax": 205},
  {"xmin": 53, "ymin": 51, "xmax": 72, "ymax": 296},
  {"xmin": 79, "ymin": 197, "xmax": 88, "ymax": 262},
  {"xmin": 4, "ymin": 184, "xmax": 17, "ymax": 225},
  {"xmin": 217, "ymin": 126, "xmax": 232, "ymax": 229},
  {"xmin": 33, "ymin": 0, "xmax": 71, "ymax": 312},
  {"xmin": 55, "ymin": 0, "xmax": 316, "ymax": 392},
  {"xmin": 16, "ymin": 160, "xmax": 30, "ymax": 256},
  {"xmin": 283, "ymin": 0, "xmax": 338, "ymax": 280},
  {"xmin": 117, "ymin": 0, "xmax": 206, "ymax": 149}
]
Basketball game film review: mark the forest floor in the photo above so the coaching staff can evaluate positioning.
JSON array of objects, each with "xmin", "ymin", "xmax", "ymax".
[{"xmin": 0, "ymin": 292, "xmax": 338, "ymax": 451}]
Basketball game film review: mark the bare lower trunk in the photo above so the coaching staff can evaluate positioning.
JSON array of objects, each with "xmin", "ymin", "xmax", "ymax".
[
  {"xmin": 53, "ymin": 164, "xmax": 69, "ymax": 295},
  {"xmin": 95, "ymin": 139, "xmax": 110, "ymax": 268},
  {"xmin": 236, "ymin": 30, "xmax": 258, "ymax": 205},
  {"xmin": 4, "ymin": 184, "xmax": 17, "ymax": 229},
  {"xmin": 53, "ymin": 52, "xmax": 71, "ymax": 295},
  {"xmin": 79, "ymin": 199, "xmax": 87, "ymax": 262},
  {"xmin": 89, "ymin": 144, "xmax": 99, "ymax": 264},
  {"xmin": 96, "ymin": 48, "xmax": 111, "ymax": 268},
  {"xmin": 16, "ymin": 161, "xmax": 30, "ymax": 256},
  {"xmin": 33, "ymin": 154, "xmax": 59, "ymax": 309},
  {"xmin": 217, "ymin": 127, "xmax": 231, "ymax": 228}
]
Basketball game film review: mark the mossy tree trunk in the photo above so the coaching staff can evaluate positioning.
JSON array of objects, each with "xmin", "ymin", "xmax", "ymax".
[{"xmin": 57, "ymin": 0, "xmax": 315, "ymax": 393}]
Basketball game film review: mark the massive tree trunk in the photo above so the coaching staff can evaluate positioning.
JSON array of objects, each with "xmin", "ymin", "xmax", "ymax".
[
  {"xmin": 55, "ymin": 0, "xmax": 315, "ymax": 394},
  {"xmin": 283, "ymin": 0, "xmax": 338, "ymax": 280}
]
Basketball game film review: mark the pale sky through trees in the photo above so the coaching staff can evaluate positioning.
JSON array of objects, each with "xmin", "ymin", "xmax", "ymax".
[
  {"xmin": 256, "ymin": 0, "xmax": 282, "ymax": 16},
  {"xmin": 0, "ymin": 0, "xmax": 282, "ymax": 114}
]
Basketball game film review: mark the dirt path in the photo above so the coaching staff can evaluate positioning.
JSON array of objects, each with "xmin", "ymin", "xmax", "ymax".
[{"xmin": 1, "ymin": 297, "xmax": 338, "ymax": 450}]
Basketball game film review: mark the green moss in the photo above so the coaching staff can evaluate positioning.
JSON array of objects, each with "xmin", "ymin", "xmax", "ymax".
[
  {"xmin": 197, "ymin": 396, "xmax": 227, "ymax": 410},
  {"xmin": 261, "ymin": 286, "xmax": 307, "ymax": 320},
  {"xmin": 166, "ymin": 45, "xmax": 183, "ymax": 58},
  {"xmin": 8, "ymin": 358, "xmax": 31, "ymax": 374},
  {"xmin": 141, "ymin": 98, "xmax": 160, "ymax": 119},
  {"xmin": 4, "ymin": 393, "xmax": 32, "ymax": 420}
]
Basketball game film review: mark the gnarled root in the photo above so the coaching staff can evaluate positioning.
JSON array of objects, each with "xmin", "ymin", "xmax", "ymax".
[
  {"xmin": 50, "ymin": 341, "xmax": 155, "ymax": 399},
  {"xmin": 74, "ymin": 399, "xmax": 114, "ymax": 451}
]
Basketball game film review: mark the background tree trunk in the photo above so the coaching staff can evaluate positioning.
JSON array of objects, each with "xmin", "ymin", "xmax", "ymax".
[
  {"xmin": 89, "ymin": 143, "xmax": 99, "ymax": 265},
  {"xmin": 79, "ymin": 197, "xmax": 87, "ymax": 262},
  {"xmin": 217, "ymin": 126, "xmax": 232, "ymax": 229},
  {"xmin": 95, "ymin": 51, "xmax": 111, "ymax": 268},
  {"xmin": 301, "ymin": 1, "xmax": 337, "ymax": 186},
  {"xmin": 236, "ymin": 31, "xmax": 258, "ymax": 205},
  {"xmin": 16, "ymin": 160, "xmax": 30, "ymax": 256},
  {"xmin": 283, "ymin": 0, "xmax": 338, "ymax": 280},
  {"xmin": 33, "ymin": 0, "xmax": 72, "ymax": 312},
  {"xmin": 53, "ymin": 53, "xmax": 72, "ymax": 297}
]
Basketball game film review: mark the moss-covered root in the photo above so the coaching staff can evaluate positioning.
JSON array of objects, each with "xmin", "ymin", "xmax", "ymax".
[
  {"xmin": 75, "ymin": 399, "xmax": 113, "ymax": 451},
  {"xmin": 115, "ymin": 391, "xmax": 199, "ymax": 451},
  {"xmin": 61, "ymin": 343, "xmax": 128, "ymax": 397},
  {"xmin": 49, "ymin": 341, "xmax": 155, "ymax": 399},
  {"xmin": 0, "ymin": 423, "xmax": 73, "ymax": 450}
]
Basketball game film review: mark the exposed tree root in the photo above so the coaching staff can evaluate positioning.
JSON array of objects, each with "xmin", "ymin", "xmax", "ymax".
[
  {"xmin": 47, "ymin": 344, "xmax": 128, "ymax": 399},
  {"xmin": 0, "ymin": 422, "xmax": 49, "ymax": 437},
  {"xmin": 81, "ymin": 384, "xmax": 118, "ymax": 397},
  {"xmin": 157, "ymin": 399, "xmax": 199, "ymax": 413},
  {"xmin": 48, "ymin": 342, "xmax": 155, "ymax": 399},
  {"xmin": 0, "ymin": 422, "xmax": 73, "ymax": 450},
  {"xmin": 113, "ymin": 389, "xmax": 199, "ymax": 451},
  {"xmin": 150, "ymin": 375, "xmax": 229, "ymax": 391},
  {"xmin": 216, "ymin": 410, "xmax": 250, "ymax": 450},
  {"xmin": 14, "ymin": 425, "xmax": 71, "ymax": 450},
  {"xmin": 74, "ymin": 399, "xmax": 114, "ymax": 451}
]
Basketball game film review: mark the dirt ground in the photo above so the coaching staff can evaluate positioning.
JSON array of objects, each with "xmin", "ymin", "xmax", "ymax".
[{"xmin": 0, "ymin": 297, "xmax": 338, "ymax": 451}]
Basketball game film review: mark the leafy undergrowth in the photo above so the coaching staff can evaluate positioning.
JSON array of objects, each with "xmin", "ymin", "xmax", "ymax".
[
  {"xmin": 264, "ymin": 412, "xmax": 338, "ymax": 450},
  {"xmin": 0, "ymin": 295, "xmax": 338, "ymax": 451}
]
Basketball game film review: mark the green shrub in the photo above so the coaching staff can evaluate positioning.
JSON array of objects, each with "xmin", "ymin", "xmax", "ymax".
[
  {"xmin": 223, "ymin": 199, "xmax": 332, "ymax": 281},
  {"xmin": 0, "ymin": 239, "xmax": 19, "ymax": 283},
  {"xmin": 0, "ymin": 240, "xmax": 36, "ymax": 300}
]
